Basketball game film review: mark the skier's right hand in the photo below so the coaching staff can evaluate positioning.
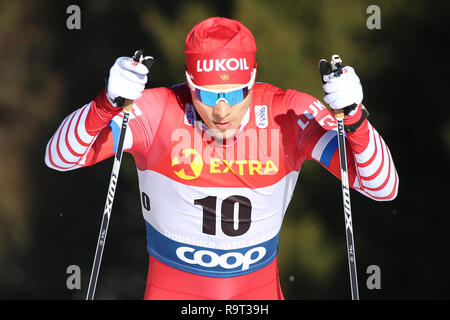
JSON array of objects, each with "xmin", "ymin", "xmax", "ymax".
[{"xmin": 106, "ymin": 56, "xmax": 150, "ymax": 107}]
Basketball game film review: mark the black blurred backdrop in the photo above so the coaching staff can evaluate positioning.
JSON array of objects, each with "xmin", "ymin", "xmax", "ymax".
[{"xmin": 0, "ymin": 0, "xmax": 449, "ymax": 299}]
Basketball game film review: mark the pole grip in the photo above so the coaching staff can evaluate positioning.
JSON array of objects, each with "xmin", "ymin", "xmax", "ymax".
[
  {"xmin": 320, "ymin": 55, "xmax": 355, "ymax": 120},
  {"xmin": 115, "ymin": 49, "xmax": 154, "ymax": 110}
]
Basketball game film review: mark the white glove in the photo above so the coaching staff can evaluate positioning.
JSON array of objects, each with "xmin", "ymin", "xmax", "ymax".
[
  {"xmin": 322, "ymin": 66, "xmax": 363, "ymax": 110},
  {"xmin": 106, "ymin": 56, "xmax": 150, "ymax": 106}
]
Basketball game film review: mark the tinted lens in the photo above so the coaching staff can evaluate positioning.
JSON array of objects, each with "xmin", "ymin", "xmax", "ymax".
[
  {"xmin": 224, "ymin": 88, "xmax": 248, "ymax": 105},
  {"xmin": 197, "ymin": 90, "xmax": 219, "ymax": 106}
]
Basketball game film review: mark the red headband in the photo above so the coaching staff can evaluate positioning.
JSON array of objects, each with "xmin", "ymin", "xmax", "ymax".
[{"xmin": 185, "ymin": 17, "xmax": 257, "ymax": 86}]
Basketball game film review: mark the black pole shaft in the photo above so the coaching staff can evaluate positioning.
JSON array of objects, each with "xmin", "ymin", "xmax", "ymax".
[
  {"xmin": 335, "ymin": 116, "xmax": 359, "ymax": 300},
  {"xmin": 86, "ymin": 110, "xmax": 131, "ymax": 300},
  {"xmin": 319, "ymin": 56, "xmax": 359, "ymax": 300}
]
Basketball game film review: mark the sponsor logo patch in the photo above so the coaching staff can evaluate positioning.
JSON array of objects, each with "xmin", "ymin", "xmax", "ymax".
[{"xmin": 254, "ymin": 105, "xmax": 268, "ymax": 128}]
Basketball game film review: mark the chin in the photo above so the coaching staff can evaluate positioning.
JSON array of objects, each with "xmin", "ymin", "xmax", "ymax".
[{"xmin": 207, "ymin": 127, "xmax": 238, "ymax": 141}]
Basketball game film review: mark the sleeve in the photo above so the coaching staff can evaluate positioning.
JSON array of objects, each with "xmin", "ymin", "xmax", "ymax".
[
  {"xmin": 287, "ymin": 89, "xmax": 399, "ymax": 201},
  {"xmin": 44, "ymin": 88, "xmax": 166, "ymax": 171}
]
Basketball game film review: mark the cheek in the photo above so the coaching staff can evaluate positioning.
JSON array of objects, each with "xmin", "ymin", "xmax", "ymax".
[
  {"xmin": 192, "ymin": 100, "xmax": 212, "ymax": 121},
  {"xmin": 234, "ymin": 94, "xmax": 252, "ymax": 117},
  {"xmin": 236, "ymin": 104, "xmax": 249, "ymax": 118}
]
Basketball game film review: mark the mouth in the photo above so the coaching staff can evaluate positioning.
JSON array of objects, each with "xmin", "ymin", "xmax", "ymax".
[{"xmin": 213, "ymin": 121, "xmax": 232, "ymax": 130}]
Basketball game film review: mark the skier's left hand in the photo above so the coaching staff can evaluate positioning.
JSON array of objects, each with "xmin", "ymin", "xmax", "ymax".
[{"xmin": 322, "ymin": 66, "xmax": 363, "ymax": 110}]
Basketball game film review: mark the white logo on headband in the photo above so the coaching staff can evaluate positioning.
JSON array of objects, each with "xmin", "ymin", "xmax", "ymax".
[{"xmin": 197, "ymin": 58, "xmax": 250, "ymax": 72}]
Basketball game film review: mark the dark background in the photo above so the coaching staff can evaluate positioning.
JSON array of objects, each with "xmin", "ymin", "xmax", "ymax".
[{"xmin": 0, "ymin": 0, "xmax": 449, "ymax": 299}]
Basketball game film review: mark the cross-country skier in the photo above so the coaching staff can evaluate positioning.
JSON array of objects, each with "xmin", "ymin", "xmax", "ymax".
[{"xmin": 45, "ymin": 17, "xmax": 398, "ymax": 299}]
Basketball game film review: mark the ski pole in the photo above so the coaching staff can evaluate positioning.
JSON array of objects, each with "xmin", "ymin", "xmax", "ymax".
[
  {"xmin": 319, "ymin": 55, "xmax": 359, "ymax": 300},
  {"xmin": 86, "ymin": 50, "xmax": 153, "ymax": 300}
]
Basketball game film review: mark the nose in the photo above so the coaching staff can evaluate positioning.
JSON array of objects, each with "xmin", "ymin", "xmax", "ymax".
[{"xmin": 212, "ymin": 100, "xmax": 231, "ymax": 120}]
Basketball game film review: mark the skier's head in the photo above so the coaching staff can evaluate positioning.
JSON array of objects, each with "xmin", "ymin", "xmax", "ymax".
[
  {"xmin": 184, "ymin": 17, "xmax": 257, "ymax": 140},
  {"xmin": 185, "ymin": 16, "xmax": 257, "ymax": 86}
]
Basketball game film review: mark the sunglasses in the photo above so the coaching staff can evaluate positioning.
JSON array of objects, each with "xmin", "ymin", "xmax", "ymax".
[{"xmin": 185, "ymin": 69, "xmax": 256, "ymax": 107}]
